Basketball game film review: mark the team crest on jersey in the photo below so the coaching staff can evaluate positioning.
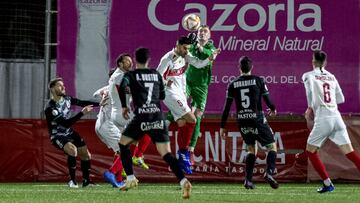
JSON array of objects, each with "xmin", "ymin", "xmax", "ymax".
[{"xmin": 52, "ymin": 110, "xmax": 58, "ymax": 116}]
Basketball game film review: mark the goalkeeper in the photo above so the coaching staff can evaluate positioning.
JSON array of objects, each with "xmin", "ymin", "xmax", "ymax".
[{"xmin": 186, "ymin": 25, "xmax": 218, "ymax": 163}]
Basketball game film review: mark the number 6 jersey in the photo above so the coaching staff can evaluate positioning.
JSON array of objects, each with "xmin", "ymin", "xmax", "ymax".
[{"xmin": 302, "ymin": 67, "xmax": 345, "ymax": 119}]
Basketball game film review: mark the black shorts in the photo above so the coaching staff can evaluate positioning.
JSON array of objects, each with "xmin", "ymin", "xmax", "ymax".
[
  {"xmin": 50, "ymin": 131, "xmax": 86, "ymax": 150},
  {"xmin": 237, "ymin": 116, "xmax": 275, "ymax": 146},
  {"xmin": 122, "ymin": 114, "xmax": 170, "ymax": 144}
]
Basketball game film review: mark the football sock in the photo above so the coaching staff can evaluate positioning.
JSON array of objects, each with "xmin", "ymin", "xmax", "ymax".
[
  {"xmin": 67, "ymin": 155, "xmax": 76, "ymax": 181},
  {"xmin": 245, "ymin": 153, "xmax": 256, "ymax": 181},
  {"xmin": 323, "ymin": 178, "xmax": 332, "ymax": 186},
  {"xmin": 109, "ymin": 154, "xmax": 123, "ymax": 175},
  {"xmin": 135, "ymin": 134, "xmax": 151, "ymax": 157},
  {"xmin": 80, "ymin": 160, "xmax": 91, "ymax": 181},
  {"xmin": 266, "ymin": 150, "xmax": 277, "ymax": 175},
  {"xmin": 163, "ymin": 152, "xmax": 185, "ymax": 181},
  {"xmin": 345, "ymin": 151, "xmax": 360, "ymax": 172},
  {"xmin": 306, "ymin": 150, "xmax": 329, "ymax": 180},
  {"xmin": 119, "ymin": 144, "xmax": 134, "ymax": 176},
  {"xmin": 189, "ymin": 117, "xmax": 201, "ymax": 148},
  {"xmin": 177, "ymin": 125, "xmax": 187, "ymax": 149}
]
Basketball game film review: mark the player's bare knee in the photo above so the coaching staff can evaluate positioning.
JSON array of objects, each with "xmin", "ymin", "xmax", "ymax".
[
  {"xmin": 64, "ymin": 143, "xmax": 77, "ymax": 157},
  {"xmin": 246, "ymin": 145, "xmax": 256, "ymax": 154}
]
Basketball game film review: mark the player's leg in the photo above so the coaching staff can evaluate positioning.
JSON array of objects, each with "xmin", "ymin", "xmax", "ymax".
[
  {"xmin": 306, "ymin": 120, "xmax": 334, "ymax": 193},
  {"xmin": 154, "ymin": 131, "xmax": 192, "ymax": 199},
  {"xmin": 132, "ymin": 134, "xmax": 151, "ymax": 170},
  {"xmin": 61, "ymin": 139, "xmax": 78, "ymax": 188},
  {"xmin": 244, "ymin": 143, "xmax": 257, "ymax": 189}
]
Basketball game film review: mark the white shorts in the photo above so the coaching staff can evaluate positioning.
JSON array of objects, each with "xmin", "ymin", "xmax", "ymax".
[
  {"xmin": 95, "ymin": 118, "xmax": 120, "ymax": 152},
  {"xmin": 307, "ymin": 116, "xmax": 351, "ymax": 147},
  {"xmin": 110, "ymin": 109, "xmax": 134, "ymax": 132},
  {"xmin": 164, "ymin": 90, "xmax": 191, "ymax": 121}
]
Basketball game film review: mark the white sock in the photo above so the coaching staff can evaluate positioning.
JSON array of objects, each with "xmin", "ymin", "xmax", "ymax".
[
  {"xmin": 323, "ymin": 178, "xmax": 332, "ymax": 186},
  {"xmin": 180, "ymin": 178, "xmax": 188, "ymax": 187},
  {"xmin": 127, "ymin": 175, "xmax": 136, "ymax": 181}
]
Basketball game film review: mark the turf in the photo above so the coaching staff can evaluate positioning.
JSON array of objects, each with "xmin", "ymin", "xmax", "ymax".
[{"xmin": 0, "ymin": 182, "xmax": 359, "ymax": 203}]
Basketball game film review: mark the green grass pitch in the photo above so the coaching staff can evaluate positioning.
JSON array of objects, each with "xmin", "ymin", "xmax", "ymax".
[{"xmin": 0, "ymin": 182, "xmax": 359, "ymax": 203}]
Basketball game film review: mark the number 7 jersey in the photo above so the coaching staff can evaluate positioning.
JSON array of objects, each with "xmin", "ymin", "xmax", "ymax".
[{"xmin": 302, "ymin": 67, "xmax": 345, "ymax": 118}]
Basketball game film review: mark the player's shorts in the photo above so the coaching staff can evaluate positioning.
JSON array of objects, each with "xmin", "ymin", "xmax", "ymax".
[
  {"xmin": 51, "ymin": 131, "xmax": 86, "ymax": 150},
  {"xmin": 164, "ymin": 90, "xmax": 191, "ymax": 121},
  {"xmin": 186, "ymin": 85, "xmax": 208, "ymax": 111},
  {"xmin": 307, "ymin": 116, "xmax": 351, "ymax": 147},
  {"xmin": 111, "ymin": 109, "xmax": 134, "ymax": 131},
  {"xmin": 95, "ymin": 118, "xmax": 120, "ymax": 152},
  {"xmin": 122, "ymin": 114, "xmax": 170, "ymax": 144},
  {"xmin": 237, "ymin": 116, "xmax": 275, "ymax": 147}
]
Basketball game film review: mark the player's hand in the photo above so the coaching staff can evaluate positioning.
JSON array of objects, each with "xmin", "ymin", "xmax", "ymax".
[
  {"xmin": 122, "ymin": 107, "xmax": 130, "ymax": 120},
  {"xmin": 220, "ymin": 128, "xmax": 227, "ymax": 140},
  {"xmin": 267, "ymin": 109, "xmax": 277, "ymax": 117},
  {"xmin": 166, "ymin": 80, "xmax": 173, "ymax": 87},
  {"xmin": 99, "ymin": 95, "xmax": 109, "ymax": 106},
  {"xmin": 209, "ymin": 48, "xmax": 221, "ymax": 61},
  {"xmin": 81, "ymin": 105, "xmax": 93, "ymax": 114}
]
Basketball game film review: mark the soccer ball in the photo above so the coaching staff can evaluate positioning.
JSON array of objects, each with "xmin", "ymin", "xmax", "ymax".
[{"xmin": 182, "ymin": 14, "xmax": 201, "ymax": 32}]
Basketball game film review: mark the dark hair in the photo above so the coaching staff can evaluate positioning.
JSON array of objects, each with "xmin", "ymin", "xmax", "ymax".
[
  {"xmin": 177, "ymin": 36, "xmax": 193, "ymax": 45},
  {"xmin": 313, "ymin": 50, "xmax": 326, "ymax": 64},
  {"xmin": 115, "ymin": 53, "xmax": 131, "ymax": 67},
  {"xmin": 239, "ymin": 56, "xmax": 252, "ymax": 73},
  {"xmin": 48, "ymin": 77, "xmax": 63, "ymax": 89},
  {"xmin": 135, "ymin": 47, "xmax": 150, "ymax": 64}
]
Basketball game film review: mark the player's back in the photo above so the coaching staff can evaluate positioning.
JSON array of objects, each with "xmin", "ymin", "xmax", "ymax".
[
  {"xmin": 302, "ymin": 68, "xmax": 342, "ymax": 118},
  {"xmin": 108, "ymin": 68, "xmax": 125, "ymax": 111},
  {"xmin": 229, "ymin": 75, "xmax": 266, "ymax": 120},
  {"xmin": 124, "ymin": 68, "xmax": 165, "ymax": 118}
]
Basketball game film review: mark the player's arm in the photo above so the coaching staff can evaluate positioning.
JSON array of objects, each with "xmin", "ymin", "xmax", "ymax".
[
  {"xmin": 335, "ymin": 78, "xmax": 345, "ymax": 104},
  {"xmin": 302, "ymin": 73, "xmax": 312, "ymax": 107},
  {"xmin": 220, "ymin": 84, "xmax": 234, "ymax": 139},
  {"xmin": 185, "ymin": 49, "xmax": 220, "ymax": 68},
  {"xmin": 45, "ymin": 106, "xmax": 84, "ymax": 128},
  {"xmin": 119, "ymin": 73, "xmax": 131, "ymax": 120},
  {"xmin": 156, "ymin": 55, "xmax": 171, "ymax": 86},
  {"xmin": 93, "ymin": 86, "xmax": 108, "ymax": 98},
  {"xmin": 71, "ymin": 97, "xmax": 99, "ymax": 107},
  {"xmin": 158, "ymin": 72, "xmax": 166, "ymax": 100}
]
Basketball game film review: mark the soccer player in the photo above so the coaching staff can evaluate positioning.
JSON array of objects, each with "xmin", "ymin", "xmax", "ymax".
[
  {"xmin": 109, "ymin": 54, "xmax": 151, "ymax": 170},
  {"xmin": 118, "ymin": 47, "xmax": 192, "ymax": 199},
  {"xmin": 220, "ymin": 56, "xmax": 279, "ymax": 190},
  {"xmin": 157, "ymin": 35, "xmax": 220, "ymax": 174},
  {"xmin": 186, "ymin": 25, "xmax": 217, "ymax": 164},
  {"xmin": 44, "ymin": 78, "xmax": 98, "ymax": 188},
  {"xmin": 302, "ymin": 50, "xmax": 360, "ymax": 193}
]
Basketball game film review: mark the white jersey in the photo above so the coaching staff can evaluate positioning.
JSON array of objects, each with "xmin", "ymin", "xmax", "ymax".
[
  {"xmin": 156, "ymin": 49, "xmax": 210, "ymax": 94},
  {"xmin": 93, "ymin": 86, "xmax": 111, "ymax": 122},
  {"xmin": 302, "ymin": 67, "xmax": 345, "ymax": 120},
  {"xmin": 108, "ymin": 68, "xmax": 133, "ymax": 128}
]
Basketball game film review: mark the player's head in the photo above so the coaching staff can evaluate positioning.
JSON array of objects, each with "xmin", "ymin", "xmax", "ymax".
[
  {"xmin": 116, "ymin": 53, "xmax": 133, "ymax": 71},
  {"xmin": 176, "ymin": 36, "xmax": 192, "ymax": 57},
  {"xmin": 312, "ymin": 50, "xmax": 327, "ymax": 69},
  {"xmin": 48, "ymin": 77, "xmax": 65, "ymax": 97},
  {"xmin": 197, "ymin": 25, "xmax": 211, "ymax": 42},
  {"xmin": 238, "ymin": 56, "xmax": 253, "ymax": 74},
  {"xmin": 135, "ymin": 47, "xmax": 150, "ymax": 67}
]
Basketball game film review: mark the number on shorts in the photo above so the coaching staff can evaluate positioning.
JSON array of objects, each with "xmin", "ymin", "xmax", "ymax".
[
  {"xmin": 323, "ymin": 83, "xmax": 331, "ymax": 103},
  {"xmin": 144, "ymin": 82, "xmax": 154, "ymax": 104}
]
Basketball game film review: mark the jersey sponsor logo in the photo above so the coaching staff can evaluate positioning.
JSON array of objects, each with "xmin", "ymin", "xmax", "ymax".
[
  {"xmin": 138, "ymin": 103, "xmax": 161, "ymax": 114},
  {"xmin": 237, "ymin": 112, "xmax": 257, "ymax": 119},
  {"xmin": 52, "ymin": 110, "xmax": 58, "ymax": 116},
  {"xmin": 240, "ymin": 127, "xmax": 259, "ymax": 135},
  {"xmin": 163, "ymin": 64, "xmax": 187, "ymax": 79},
  {"xmin": 140, "ymin": 120, "xmax": 164, "ymax": 131}
]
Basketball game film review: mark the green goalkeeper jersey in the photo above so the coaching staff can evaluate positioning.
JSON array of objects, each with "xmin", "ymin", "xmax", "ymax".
[{"xmin": 186, "ymin": 42, "xmax": 216, "ymax": 86}]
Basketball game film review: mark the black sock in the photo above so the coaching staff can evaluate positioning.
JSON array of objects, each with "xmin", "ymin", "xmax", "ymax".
[
  {"xmin": 266, "ymin": 150, "xmax": 277, "ymax": 175},
  {"xmin": 119, "ymin": 143, "xmax": 133, "ymax": 176},
  {"xmin": 81, "ymin": 160, "xmax": 91, "ymax": 181},
  {"xmin": 163, "ymin": 153, "xmax": 185, "ymax": 181},
  {"xmin": 245, "ymin": 153, "xmax": 256, "ymax": 181},
  {"xmin": 67, "ymin": 155, "xmax": 76, "ymax": 181}
]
